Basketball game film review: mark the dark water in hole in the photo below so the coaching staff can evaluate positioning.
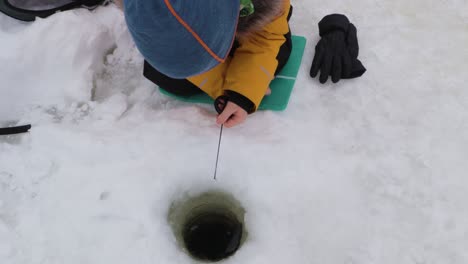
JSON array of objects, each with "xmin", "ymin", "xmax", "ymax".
[{"xmin": 183, "ymin": 212, "xmax": 243, "ymax": 262}]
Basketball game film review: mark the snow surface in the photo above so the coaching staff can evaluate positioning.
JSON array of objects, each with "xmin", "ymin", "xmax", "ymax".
[{"xmin": 1, "ymin": 1, "xmax": 468, "ymax": 263}]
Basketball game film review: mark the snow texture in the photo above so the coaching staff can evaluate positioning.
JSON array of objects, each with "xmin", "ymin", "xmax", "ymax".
[{"xmin": 1, "ymin": 1, "xmax": 468, "ymax": 263}]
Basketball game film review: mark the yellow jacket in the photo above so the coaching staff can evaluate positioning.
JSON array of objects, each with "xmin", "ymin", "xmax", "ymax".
[{"xmin": 188, "ymin": 0, "xmax": 291, "ymax": 113}]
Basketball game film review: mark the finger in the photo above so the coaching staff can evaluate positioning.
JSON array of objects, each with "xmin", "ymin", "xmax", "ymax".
[
  {"xmin": 319, "ymin": 52, "xmax": 332, "ymax": 84},
  {"xmin": 225, "ymin": 112, "xmax": 247, "ymax": 128},
  {"xmin": 331, "ymin": 55, "xmax": 342, "ymax": 83},
  {"xmin": 346, "ymin": 24, "xmax": 357, "ymax": 45},
  {"xmin": 214, "ymin": 96, "xmax": 228, "ymax": 114},
  {"xmin": 342, "ymin": 52, "xmax": 352, "ymax": 78},
  {"xmin": 348, "ymin": 59, "xmax": 366, "ymax": 78},
  {"xmin": 265, "ymin": 87, "xmax": 271, "ymax": 96},
  {"xmin": 310, "ymin": 44, "xmax": 324, "ymax": 78},
  {"xmin": 216, "ymin": 101, "xmax": 226, "ymax": 113},
  {"xmin": 216, "ymin": 103, "xmax": 236, "ymax": 125},
  {"xmin": 346, "ymin": 23, "xmax": 359, "ymax": 58}
]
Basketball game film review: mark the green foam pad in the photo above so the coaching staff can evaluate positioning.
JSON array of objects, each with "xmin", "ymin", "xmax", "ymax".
[{"xmin": 159, "ymin": 35, "xmax": 307, "ymax": 111}]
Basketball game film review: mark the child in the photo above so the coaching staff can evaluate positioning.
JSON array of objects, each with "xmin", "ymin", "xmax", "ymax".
[{"xmin": 122, "ymin": 0, "xmax": 293, "ymax": 128}]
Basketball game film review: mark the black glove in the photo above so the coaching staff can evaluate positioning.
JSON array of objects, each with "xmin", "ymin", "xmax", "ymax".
[{"xmin": 310, "ymin": 14, "xmax": 366, "ymax": 83}]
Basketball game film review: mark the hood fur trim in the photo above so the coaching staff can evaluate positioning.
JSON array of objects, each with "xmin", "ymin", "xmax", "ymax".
[{"xmin": 236, "ymin": 0, "xmax": 285, "ymax": 38}]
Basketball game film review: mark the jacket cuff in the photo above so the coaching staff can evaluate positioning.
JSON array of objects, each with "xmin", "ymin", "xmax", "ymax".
[
  {"xmin": 318, "ymin": 14, "xmax": 350, "ymax": 36},
  {"xmin": 224, "ymin": 90, "xmax": 256, "ymax": 114}
]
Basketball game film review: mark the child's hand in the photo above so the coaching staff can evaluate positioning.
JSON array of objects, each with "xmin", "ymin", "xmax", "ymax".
[{"xmin": 216, "ymin": 101, "xmax": 248, "ymax": 128}]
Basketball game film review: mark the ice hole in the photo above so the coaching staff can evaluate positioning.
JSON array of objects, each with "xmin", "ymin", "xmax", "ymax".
[{"xmin": 168, "ymin": 190, "xmax": 246, "ymax": 262}]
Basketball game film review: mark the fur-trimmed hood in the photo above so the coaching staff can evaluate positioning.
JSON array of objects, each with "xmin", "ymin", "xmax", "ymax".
[{"xmin": 236, "ymin": 0, "xmax": 286, "ymax": 38}]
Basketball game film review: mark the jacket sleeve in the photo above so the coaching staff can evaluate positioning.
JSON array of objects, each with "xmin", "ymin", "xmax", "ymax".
[
  {"xmin": 223, "ymin": 1, "xmax": 291, "ymax": 113},
  {"xmin": 187, "ymin": 57, "xmax": 231, "ymax": 99}
]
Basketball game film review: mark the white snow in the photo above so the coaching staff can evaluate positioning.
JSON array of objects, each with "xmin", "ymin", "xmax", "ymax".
[{"xmin": 1, "ymin": 1, "xmax": 468, "ymax": 263}]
